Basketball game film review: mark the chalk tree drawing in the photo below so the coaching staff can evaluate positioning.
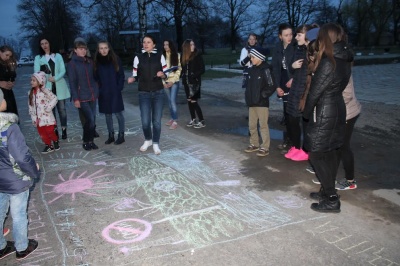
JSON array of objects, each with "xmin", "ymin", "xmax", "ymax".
[{"xmin": 124, "ymin": 149, "xmax": 292, "ymax": 250}]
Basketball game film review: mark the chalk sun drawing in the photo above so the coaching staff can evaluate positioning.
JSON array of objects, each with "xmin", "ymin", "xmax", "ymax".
[{"xmin": 43, "ymin": 168, "xmax": 113, "ymax": 204}]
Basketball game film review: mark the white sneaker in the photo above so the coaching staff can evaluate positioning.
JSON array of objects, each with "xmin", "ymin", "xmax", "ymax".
[
  {"xmin": 153, "ymin": 144, "xmax": 161, "ymax": 155},
  {"xmin": 140, "ymin": 140, "xmax": 152, "ymax": 151}
]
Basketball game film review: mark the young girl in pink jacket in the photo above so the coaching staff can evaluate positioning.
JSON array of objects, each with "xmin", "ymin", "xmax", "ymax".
[{"xmin": 28, "ymin": 71, "xmax": 59, "ymax": 153}]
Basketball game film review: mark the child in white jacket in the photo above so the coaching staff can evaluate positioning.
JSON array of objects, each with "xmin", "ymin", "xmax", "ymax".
[{"xmin": 28, "ymin": 71, "xmax": 59, "ymax": 153}]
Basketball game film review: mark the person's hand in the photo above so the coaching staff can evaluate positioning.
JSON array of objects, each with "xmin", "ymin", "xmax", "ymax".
[
  {"xmin": 48, "ymin": 76, "xmax": 55, "ymax": 82},
  {"xmin": 127, "ymin": 77, "xmax": 135, "ymax": 84},
  {"xmin": 74, "ymin": 100, "xmax": 80, "ymax": 108},
  {"xmin": 276, "ymin": 87, "xmax": 284, "ymax": 97},
  {"xmin": 286, "ymin": 78, "xmax": 293, "ymax": 88},
  {"xmin": 163, "ymin": 82, "xmax": 172, "ymax": 89},
  {"xmin": 0, "ymin": 81, "xmax": 14, "ymax": 90},
  {"xmin": 292, "ymin": 59, "xmax": 304, "ymax": 69},
  {"xmin": 156, "ymin": 71, "xmax": 166, "ymax": 78}
]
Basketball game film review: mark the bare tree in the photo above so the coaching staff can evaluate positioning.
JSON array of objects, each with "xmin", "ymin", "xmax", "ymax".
[
  {"xmin": 17, "ymin": 0, "xmax": 82, "ymax": 51},
  {"xmin": 212, "ymin": 0, "xmax": 256, "ymax": 52},
  {"xmin": 89, "ymin": 0, "xmax": 136, "ymax": 45},
  {"xmin": 393, "ymin": 0, "xmax": 400, "ymax": 44},
  {"xmin": 151, "ymin": 0, "xmax": 204, "ymax": 50},
  {"xmin": 368, "ymin": 0, "xmax": 393, "ymax": 45},
  {"xmin": 280, "ymin": 0, "xmax": 322, "ymax": 29},
  {"xmin": 256, "ymin": 0, "xmax": 285, "ymax": 47}
]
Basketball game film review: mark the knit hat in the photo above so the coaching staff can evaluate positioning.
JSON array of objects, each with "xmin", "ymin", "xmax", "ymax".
[
  {"xmin": 250, "ymin": 47, "xmax": 266, "ymax": 61},
  {"xmin": 74, "ymin": 37, "xmax": 87, "ymax": 45},
  {"xmin": 306, "ymin": 28, "xmax": 320, "ymax": 42},
  {"xmin": 32, "ymin": 71, "xmax": 47, "ymax": 86}
]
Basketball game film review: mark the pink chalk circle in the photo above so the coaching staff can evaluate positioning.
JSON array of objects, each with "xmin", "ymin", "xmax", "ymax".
[{"xmin": 102, "ymin": 218, "xmax": 152, "ymax": 244}]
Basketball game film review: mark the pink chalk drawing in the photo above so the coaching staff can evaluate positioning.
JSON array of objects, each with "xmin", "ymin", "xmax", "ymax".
[
  {"xmin": 102, "ymin": 218, "xmax": 152, "ymax": 245},
  {"xmin": 43, "ymin": 169, "xmax": 113, "ymax": 204}
]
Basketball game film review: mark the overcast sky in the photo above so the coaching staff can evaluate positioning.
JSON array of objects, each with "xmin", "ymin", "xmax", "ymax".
[{"xmin": 0, "ymin": 1, "xmax": 18, "ymax": 38}]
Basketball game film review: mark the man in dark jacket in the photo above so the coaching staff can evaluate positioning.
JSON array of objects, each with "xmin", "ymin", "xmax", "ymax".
[
  {"xmin": 244, "ymin": 47, "xmax": 276, "ymax": 157},
  {"xmin": 0, "ymin": 94, "xmax": 41, "ymax": 260}
]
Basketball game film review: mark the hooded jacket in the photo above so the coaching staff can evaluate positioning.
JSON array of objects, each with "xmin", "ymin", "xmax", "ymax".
[
  {"xmin": 0, "ymin": 113, "xmax": 40, "ymax": 194},
  {"xmin": 67, "ymin": 54, "xmax": 99, "ymax": 102},
  {"xmin": 303, "ymin": 41, "xmax": 354, "ymax": 152}
]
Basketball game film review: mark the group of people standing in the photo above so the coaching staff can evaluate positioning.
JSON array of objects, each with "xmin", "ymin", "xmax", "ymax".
[
  {"xmin": 240, "ymin": 22, "xmax": 361, "ymax": 213},
  {"xmin": 0, "ymin": 35, "xmax": 207, "ymax": 260}
]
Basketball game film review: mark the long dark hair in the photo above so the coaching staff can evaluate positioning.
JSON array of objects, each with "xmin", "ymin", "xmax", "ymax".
[
  {"xmin": 0, "ymin": 45, "xmax": 16, "ymax": 64},
  {"xmin": 94, "ymin": 41, "xmax": 119, "ymax": 72},
  {"xmin": 181, "ymin": 39, "xmax": 197, "ymax": 66},
  {"xmin": 38, "ymin": 36, "xmax": 57, "ymax": 56},
  {"xmin": 163, "ymin": 40, "xmax": 179, "ymax": 67},
  {"xmin": 313, "ymin": 23, "xmax": 343, "ymax": 72}
]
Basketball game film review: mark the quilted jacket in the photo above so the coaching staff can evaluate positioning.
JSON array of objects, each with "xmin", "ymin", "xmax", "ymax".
[{"xmin": 303, "ymin": 41, "xmax": 353, "ymax": 152}]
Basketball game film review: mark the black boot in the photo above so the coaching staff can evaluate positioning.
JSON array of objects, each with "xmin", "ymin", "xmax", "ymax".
[
  {"xmin": 114, "ymin": 132, "xmax": 125, "ymax": 145},
  {"xmin": 311, "ymin": 194, "xmax": 341, "ymax": 213},
  {"xmin": 54, "ymin": 127, "xmax": 59, "ymax": 138},
  {"xmin": 62, "ymin": 128, "xmax": 67, "ymax": 139},
  {"xmin": 309, "ymin": 187, "xmax": 327, "ymax": 200},
  {"xmin": 105, "ymin": 132, "xmax": 115, "ymax": 144}
]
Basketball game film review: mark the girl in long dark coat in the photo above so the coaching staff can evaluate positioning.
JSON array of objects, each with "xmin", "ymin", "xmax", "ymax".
[
  {"xmin": 303, "ymin": 23, "xmax": 353, "ymax": 213},
  {"xmin": 94, "ymin": 41, "xmax": 125, "ymax": 145},
  {"xmin": 181, "ymin": 39, "xmax": 205, "ymax": 128}
]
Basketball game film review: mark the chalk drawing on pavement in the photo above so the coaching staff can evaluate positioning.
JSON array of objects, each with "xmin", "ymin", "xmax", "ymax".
[
  {"xmin": 43, "ymin": 168, "xmax": 113, "ymax": 204},
  {"xmin": 119, "ymin": 149, "xmax": 293, "ymax": 254}
]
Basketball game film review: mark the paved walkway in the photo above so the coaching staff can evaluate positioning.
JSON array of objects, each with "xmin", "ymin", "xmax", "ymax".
[{"xmin": 205, "ymin": 63, "xmax": 400, "ymax": 106}]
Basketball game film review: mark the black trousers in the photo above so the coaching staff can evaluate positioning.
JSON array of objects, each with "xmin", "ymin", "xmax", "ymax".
[
  {"xmin": 338, "ymin": 115, "xmax": 359, "ymax": 180},
  {"xmin": 287, "ymin": 115, "xmax": 302, "ymax": 149},
  {"xmin": 309, "ymin": 149, "xmax": 340, "ymax": 197}
]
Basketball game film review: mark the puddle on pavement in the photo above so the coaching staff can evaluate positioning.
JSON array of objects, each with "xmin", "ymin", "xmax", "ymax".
[{"xmin": 223, "ymin": 126, "xmax": 283, "ymax": 140}]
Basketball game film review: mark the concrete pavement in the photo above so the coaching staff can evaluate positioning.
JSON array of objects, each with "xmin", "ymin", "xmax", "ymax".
[{"xmin": 1, "ymin": 63, "xmax": 399, "ymax": 265}]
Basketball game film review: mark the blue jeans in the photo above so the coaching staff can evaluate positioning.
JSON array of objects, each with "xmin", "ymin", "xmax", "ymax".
[
  {"xmin": 105, "ymin": 112, "xmax": 125, "ymax": 133},
  {"xmin": 52, "ymin": 99, "xmax": 67, "ymax": 128},
  {"xmin": 164, "ymin": 83, "xmax": 179, "ymax": 120},
  {"xmin": 0, "ymin": 190, "xmax": 29, "ymax": 251},
  {"xmin": 139, "ymin": 90, "xmax": 164, "ymax": 144},
  {"xmin": 79, "ymin": 101, "xmax": 96, "ymax": 142}
]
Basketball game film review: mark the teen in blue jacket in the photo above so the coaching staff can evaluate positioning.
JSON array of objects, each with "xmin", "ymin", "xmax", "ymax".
[{"xmin": 67, "ymin": 40, "xmax": 99, "ymax": 151}]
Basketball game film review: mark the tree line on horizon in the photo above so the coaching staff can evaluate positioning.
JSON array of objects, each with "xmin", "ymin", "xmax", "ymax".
[{"xmin": 1, "ymin": 0, "xmax": 399, "ymax": 58}]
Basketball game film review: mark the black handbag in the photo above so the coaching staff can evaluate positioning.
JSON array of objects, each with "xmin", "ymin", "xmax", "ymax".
[
  {"xmin": 186, "ymin": 68, "xmax": 200, "ymax": 97},
  {"xmin": 188, "ymin": 83, "xmax": 200, "ymax": 97},
  {"xmin": 40, "ymin": 64, "xmax": 51, "ymax": 74}
]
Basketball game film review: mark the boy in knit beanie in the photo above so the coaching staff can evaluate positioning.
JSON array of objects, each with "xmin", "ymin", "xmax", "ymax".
[{"xmin": 244, "ymin": 47, "xmax": 276, "ymax": 157}]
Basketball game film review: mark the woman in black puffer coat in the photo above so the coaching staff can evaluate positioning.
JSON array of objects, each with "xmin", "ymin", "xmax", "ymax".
[{"xmin": 303, "ymin": 23, "xmax": 353, "ymax": 213}]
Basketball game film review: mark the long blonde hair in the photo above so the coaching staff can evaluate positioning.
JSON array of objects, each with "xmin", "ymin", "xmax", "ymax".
[{"xmin": 181, "ymin": 39, "xmax": 197, "ymax": 66}]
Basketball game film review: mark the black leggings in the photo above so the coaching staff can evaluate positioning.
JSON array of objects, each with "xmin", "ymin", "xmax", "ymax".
[
  {"xmin": 287, "ymin": 115, "xmax": 302, "ymax": 149},
  {"xmin": 338, "ymin": 115, "xmax": 359, "ymax": 180},
  {"xmin": 188, "ymin": 101, "xmax": 204, "ymax": 121}
]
